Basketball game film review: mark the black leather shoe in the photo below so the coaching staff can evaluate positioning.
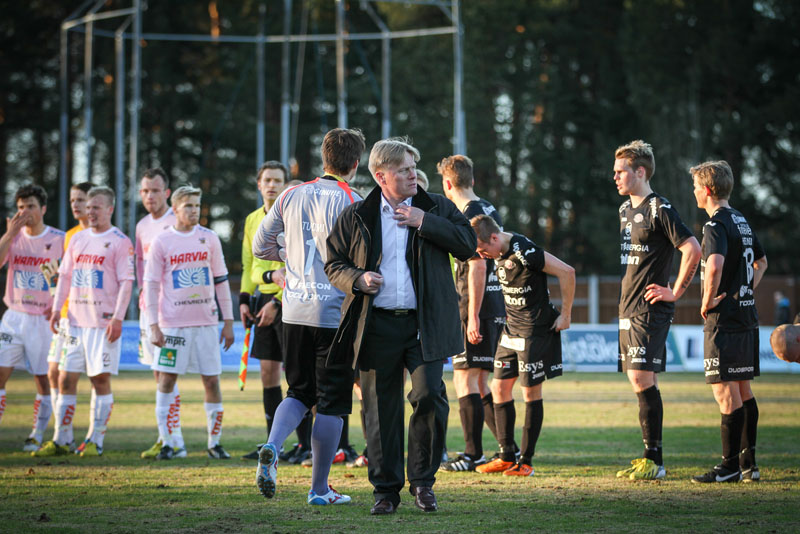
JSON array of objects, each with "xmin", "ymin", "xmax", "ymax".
[
  {"xmin": 411, "ymin": 486, "xmax": 437, "ymax": 512},
  {"xmin": 370, "ymin": 498, "xmax": 396, "ymax": 515}
]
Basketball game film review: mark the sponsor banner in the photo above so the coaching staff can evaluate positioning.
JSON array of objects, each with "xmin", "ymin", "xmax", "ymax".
[
  {"xmin": 560, "ymin": 324, "xmax": 681, "ymax": 372},
  {"xmin": 117, "ymin": 322, "xmax": 798, "ymax": 373}
]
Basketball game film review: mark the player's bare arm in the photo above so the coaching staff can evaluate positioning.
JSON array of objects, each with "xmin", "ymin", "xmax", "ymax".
[
  {"xmin": 220, "ymin": 319, "xmax": 234, "ymax": 351},
  {"xmin": 645, "ymin": 236, "xmax": 701, "ymax": 304},
  {"xmin": 467, "ymin": 257, "xmax": 487, "ymax": 344},
  {"xmin": 542, "ymin": 252, "xmax": 576, "ymax": 332},
  {"xmin": 107, "ymin": 280, "xmax": 133, "ymax": 342},
  {"xmin": 700, "ymin": 253, "xmax": 725, "ymax": 320},
  {"xmin": 753, "ymin": 256, "xmax": 768, "ymax": 289}
]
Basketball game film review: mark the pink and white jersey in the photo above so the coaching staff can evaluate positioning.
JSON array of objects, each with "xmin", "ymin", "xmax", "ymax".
[
  {"xmin": 144, "ymin": 225, "xmax": 227, "ymax": 328},
  {"xmin": 135, "ymin": 208, "xmax": 176, "ymax": 307},
  {"xmin": 1, "ymin": 226, "xmax": 65, "ymax": 315},
  {"xmin": 60, "ymin": 227, "xmax": 135, "ymax": 328}
]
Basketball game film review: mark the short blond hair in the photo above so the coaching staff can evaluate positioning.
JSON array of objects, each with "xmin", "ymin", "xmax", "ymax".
[
  {"xmin": 615, "ymin": 140, "xmax": 655, "ymax": 180},
  {"xmin": 368, "ymin": 137, "xmax": 420, "ymax": 177},
  {"xmin": 470, "ymin": 214, "xmax": 501, "ymax": 243},
  {"xmin": 171, "ymin": 185, "xmax": 202, "ymax": 207},
  {"xmin": 437, "ymin": 155, "xmax": 474, "ymax": 189},
  {"xmin": 88, "ymin": 186, "xmax": 115, "ymax": 207},
  {"xmin": 690, "ymin": 160, "xmax": 734, "ymax": 200}
]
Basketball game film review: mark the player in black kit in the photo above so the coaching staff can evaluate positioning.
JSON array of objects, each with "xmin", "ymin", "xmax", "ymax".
[
  {"xmin": 613, "ymin": 140, "xmax": 701, "ymax": 481},
  {"xmin": 438, "ymin": 155, "xmax": 506, "ymax": 472},
  {"xmin": 689, "ymin": 161, "xmax": 767, "ymax": 484},
  {"xmin": 470, "ymin": 215, "xmax": 575, "ymax": 476}
]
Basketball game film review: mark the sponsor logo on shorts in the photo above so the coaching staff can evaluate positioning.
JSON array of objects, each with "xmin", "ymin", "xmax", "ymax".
[
  {"xmin": 627, "ymin": 346, "xmax": 646, "ymax": 357},
  {"xmin": 728, "ymin": 366, "xmax": 754, "ymax": 374},
  {"xmin": 452, "ymin": 356, "xmax": 467, "ymax": 364},
  {"xmin": 164, "ymin": 335, "xmax": 187, "ymax": 347},
  {"xmin": 472, "ymin": 356, "xmax": 494, "ymax": 362},
  {"xmin": 159, "ymin": 347, "xmax": 178, "ymax": 367},
  {"xmin": 652, "ymin": 358, "xmax": 662, "ymax": 365},
  {"xmin": 72, "ymin": 269, "xmax": 104, "ymax": 289},
  {"xmin": 13, "ymin": 270, "xmax": 48, "ymax": 291},
  {"xmin": 0, "ymin": 333, "xmax": 13, "ymax": 343},
  {"xmin": 494, "ymin": 360, "xmax": 512, "ymax": 369},
  {"xmin": 630, "ymin": 358, "xmax": 647, "ymax": 363},
  {"xmin": 172, "ymin": 267, "xmax": 210, "ymax": 289},
  {"xmin": 500, "ymin": 334, "xmax": 525, "ymax": 352},
  {"xmin": 704, "ymin": 358, "xmax": 719, "ymax": 371},
  {"xmin": 551, "ymin": 363, "xmax": 563, "ymax": 372},
  {"xmin": 519, "ymin": 360, "xmax": 543, "ymax": 373},
  {"xmin": 619, "ymin": 319, "xmax": 631, "ymax": 330},
  {"xmin": 103, "ymin": 352, "xmax": 110, "ymax": 367}
]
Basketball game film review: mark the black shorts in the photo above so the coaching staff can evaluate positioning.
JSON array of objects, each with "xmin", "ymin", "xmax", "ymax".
[
  {"xmin": 452, "ymin": 316, "xmax": 504, "ymax": 371},
  {"xmin": 282, "ymin": 323, "xmax": 353, "ymax": 416},
  {"xmin": 703, "ymin": 328, "xmax": 759, "ymax": 384},
  {"xmin": 618, "ymin": 311, "xmax": 672, "ymax": 373},
  {"xmin": 493, "ymin": 327, "xmax": 563, "ymax": 387},
  {"xmin": 250, "ymin": 293, "xmax": 283, "ymax": 362}
]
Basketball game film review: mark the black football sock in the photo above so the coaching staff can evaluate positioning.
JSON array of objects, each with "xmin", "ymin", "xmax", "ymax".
[
  {"xmin": 263, "ymin": 386, "xmax": 282, "ymax": 436},
  {"xmin": 458, "ymin": 394, "xmax": 484, "ymax": 459},
  {"xmin": 482, "ymin": 393, "xmax": 499, "ymax": 441},
  {"xmin": 721, "ymin": 407, "xmax": 745, "ymax": 471},
  {"xmin": 520, "ymin": 399, "xmax": 543, "ymax": 464},
  {"xmin": 296, "ymin": 410, "xmax": 313, "ymax": 450},
  {"xmin": 637, "ymin": 385, "xmax": 663, "ymax": 465},
  {"xmin": 494, "ymin": 400, "xmax": 516, "ymax": 462},
  {"xmin": 740, "ymin": 397, "xmax": 759, "ymax": 469},
  {"xmin": 337, "ymin": 415, "xmax": 350, "ymax": 449}
]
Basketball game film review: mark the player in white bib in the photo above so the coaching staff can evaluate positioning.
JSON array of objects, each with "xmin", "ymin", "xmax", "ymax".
[
  {"xmin": 0, "ymin": 184, "xmax": 64, "ymax": 451},
  {"xmin": 144, "ymin": 186, "xmax": 235, "ymax": 460},
  {"xmin": 34, "ymin": 186, "xmax": 134, "ymax": 457},
  {"xmin": 134, "ymin": 168, "xmax": 183, "ymax": 459}
]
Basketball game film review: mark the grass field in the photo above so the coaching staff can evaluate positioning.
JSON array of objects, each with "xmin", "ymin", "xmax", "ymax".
[{"xmin": 1, "ymin": 371, "xmax": 799, "ymax": 533}]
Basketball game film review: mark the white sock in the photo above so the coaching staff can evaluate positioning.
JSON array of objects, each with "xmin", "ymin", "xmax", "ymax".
[
  {"xmin": 84, "ymin": 388, "xmax": 97, "ymax": 442},
  {"xmin": 31, "ymin": 393, "xmax": 53, "ymax": 442},
  {"xmin": 0, "ymin": 389, "xmax": 6, "ymax": 424},
  {"xmin": 53, "ymin": 393, "xmax": 76, "ymax": 446},
  {"xmin": 169, "ymin": 385, "xmax": 184, "ymax": 449},
  {"xmin": 204, "ymin": 402, "xmax": 224, "ymax": 449},
  {"xmin": 155, "ymin": 390, "xmax": 172, "ymax": 448},
  {"xmin": 90, "ymin": 393, "xmax": 113, "ymax": 448}
]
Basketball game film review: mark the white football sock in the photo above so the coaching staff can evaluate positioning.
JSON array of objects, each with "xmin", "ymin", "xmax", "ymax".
[{"xmin": 204, "ymin": 402, "xmax": 224, "ymax": 448}]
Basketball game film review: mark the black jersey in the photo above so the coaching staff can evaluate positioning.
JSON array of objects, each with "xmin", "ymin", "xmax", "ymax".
[
  {"xmin": 701, "ymin": 207, "xmax": 765, "ymax": 332},
  {"xmin": 495, "ymin": 233, "xmax": 559, "ymax": 337},
  {"xmin": 455, "ymin": 199, "xmax": 505, "ymax": 320},
  {"xmin": 618, "ymin": 193, "xmax": 694, "ymax": 318}
]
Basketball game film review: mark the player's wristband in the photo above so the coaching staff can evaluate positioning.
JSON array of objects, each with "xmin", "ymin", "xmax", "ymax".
[
  {"xmin": 270, "ymin": 296, "xmax": 282, "ymax": 308},
  {"xmin": 239, "ymin": 292, "xmax": 251, "ymax": 306},
  {"xmin": 262, "ymin": 270, "xmax": 274, "ymax": 284}
]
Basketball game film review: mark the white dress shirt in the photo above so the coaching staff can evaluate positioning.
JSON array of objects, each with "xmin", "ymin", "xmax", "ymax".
[{"xmin": 373, "ymin": 195, "xmax": 417, "ymax": 310}]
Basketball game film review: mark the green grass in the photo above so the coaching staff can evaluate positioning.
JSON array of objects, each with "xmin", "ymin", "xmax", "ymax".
[{"xmin": 1, "ymin": 371, "xmax": 799, "ymax": 533}]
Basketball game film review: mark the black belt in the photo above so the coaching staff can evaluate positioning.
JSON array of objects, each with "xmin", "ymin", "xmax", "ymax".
[{"xmin": 373, "ymin": 307, "xmax": 416, "ymax": 316}]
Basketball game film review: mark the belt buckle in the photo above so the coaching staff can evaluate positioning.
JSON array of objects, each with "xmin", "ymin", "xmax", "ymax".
[{"xmin": 393, "ymin": 309, "xmax": 410, "ymax": 316}]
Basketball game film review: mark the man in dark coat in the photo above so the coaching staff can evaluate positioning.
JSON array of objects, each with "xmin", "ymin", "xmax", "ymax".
[{"xmin": 325, "ymin": 137, "xmax": 476, "ymax": 515}]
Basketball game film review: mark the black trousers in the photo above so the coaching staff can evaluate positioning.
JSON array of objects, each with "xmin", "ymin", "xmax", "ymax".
[{"xmin": 358, "ymin": 309, "xmax": 449, "ymax": 505}]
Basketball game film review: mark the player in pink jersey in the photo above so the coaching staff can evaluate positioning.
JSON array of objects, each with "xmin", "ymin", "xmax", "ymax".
[
  {"xmin": 0, "ymin": 184, "xmax": 64, "ymax": 451},
  {"xmin": 33, "ymin": 186, "xmax": 134, "ymax": 457},
  {"xmin": 134, "ymin": 168, "xmax": 184, "ymax": 459},
  {"xmin": 144, "ymin": 185, "xmax": 235, "ymax": 460}
]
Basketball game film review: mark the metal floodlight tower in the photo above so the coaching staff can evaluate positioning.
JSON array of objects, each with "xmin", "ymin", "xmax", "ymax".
[{"xmin": 58, "ymin": 0, "xmax": 464, "ymax": 231}]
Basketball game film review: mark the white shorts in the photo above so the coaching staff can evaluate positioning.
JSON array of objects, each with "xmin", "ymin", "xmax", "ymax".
[
  {"xmin": 0, "ymin": 309, "xmax": 50, "ymax": 375},
  {"xmin": 60, "ymin": 326, "xmax": 121, "ymax": 377},
  {"xmin": 138, "ymin": 311, "xmax": 157, "ymax": 366},
  {"xmin": 151, "ymin": 325, "xmax": 221, "ymax": 376},
  {"xmin": 47, "ymin": 317, "xmax": 71, "ymax": 364}
]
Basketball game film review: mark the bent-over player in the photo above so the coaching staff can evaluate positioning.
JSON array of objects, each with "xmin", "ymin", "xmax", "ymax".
[
  {"xmin": 35, "ymin": 186, "xmax": 134, "ymax": 457},
  {"xmin": 690, "ymin": 161, "xmax": 767, "ymax": 483},
  {"xmin": 613, "ymin": 140, "xmax": 701, "ymax": 480},
  {"xmin": 0, "ymin": 185, "xmax": 64, "ymax": 450},
  {"xmin": 144, "ymin": 186, "xmax": 235, "ymax": 460},
  {"xmin": 470, "ymin": 215, "xmax": 575, "ymax": 476}
]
